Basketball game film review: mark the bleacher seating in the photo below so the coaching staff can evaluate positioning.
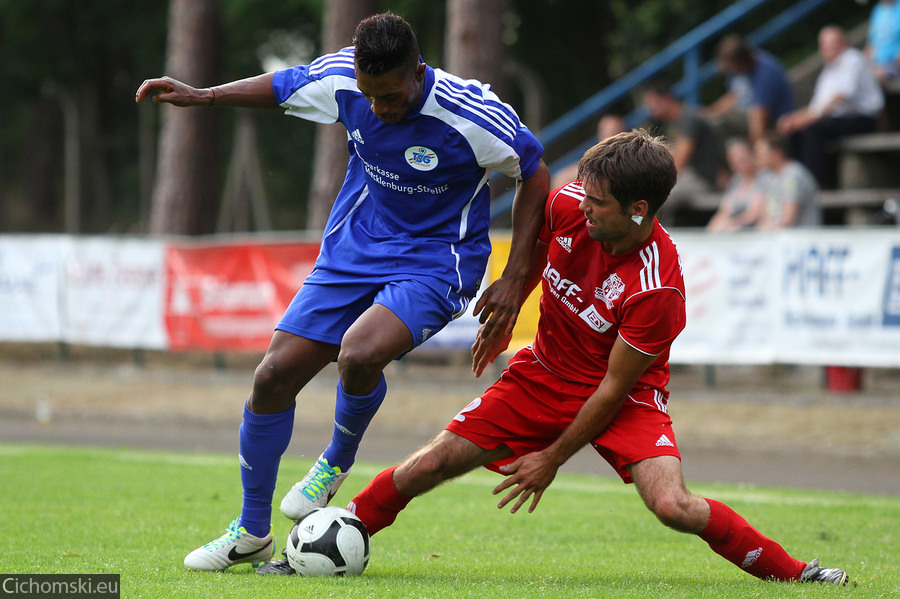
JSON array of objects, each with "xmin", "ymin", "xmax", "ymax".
[{"xmin": 683, "ymin": 28, "xmax": 900, "ymax": 228}]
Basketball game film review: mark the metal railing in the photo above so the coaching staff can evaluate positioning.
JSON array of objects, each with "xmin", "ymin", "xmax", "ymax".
[{"xmin": 491, "ymin": 0, "xmax": 841, "ymax": 220}]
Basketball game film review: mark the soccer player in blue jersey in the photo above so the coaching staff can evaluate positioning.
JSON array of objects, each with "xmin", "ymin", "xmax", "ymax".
[{"xmin": 136, "ymin": 12, "xmax": 549, "ymax": 571}]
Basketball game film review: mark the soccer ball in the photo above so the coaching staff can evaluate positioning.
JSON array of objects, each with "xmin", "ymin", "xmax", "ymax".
[{"xmin": 285, "ymin": 506, "xmax": 370, "ymax": 576}]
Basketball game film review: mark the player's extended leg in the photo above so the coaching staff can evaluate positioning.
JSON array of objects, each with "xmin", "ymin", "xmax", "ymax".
[
  {"xmin": 184, "ymin": 332, "xmax": 338, "ymax": 571},
  {"xmin": 349, "ymin": 430, "xmax": 513, "ymax": 535},
  {"xmin": 629, "ymin": 455, "xmax": 822, "ymax": 582},
  {"xmin": 239, "ymin": 332, "xmax": 339, "ymax": 533},
  {"xmin": 280, "ymin": 304, "xmax": 414, "ymax": 520}
]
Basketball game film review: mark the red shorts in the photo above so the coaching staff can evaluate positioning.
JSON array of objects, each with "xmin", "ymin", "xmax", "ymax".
[{"xmin": 445, "ymin": 347, "xmax": 680, "ymax": 483}]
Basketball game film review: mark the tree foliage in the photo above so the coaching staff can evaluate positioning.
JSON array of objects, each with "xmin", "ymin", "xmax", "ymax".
[{"xmin": 0, "ymin": 0, "xmax": 874, "ymax": 234}]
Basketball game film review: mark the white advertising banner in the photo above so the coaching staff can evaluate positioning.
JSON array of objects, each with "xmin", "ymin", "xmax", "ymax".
[
  {"xmin": 774, "ymin": 230, "xmax": 900, "ymax": 367},
  {"xmin": 2, "ymin": 232, "xmax": 899, "ymax": 366},
  {"xmin": 0, "ymin": 236, "xmax": 65, "ymax": 342},
  {"xmin": 671, "ymin": 229, "xmax": 900, "ymax": 366},
  {"xmin": 673, "ymin": 232, "xmax": 778, "ymax": 364},
  {"xmin": 61, "ymin": 237, "xmax": 168, "ymax": 349}
]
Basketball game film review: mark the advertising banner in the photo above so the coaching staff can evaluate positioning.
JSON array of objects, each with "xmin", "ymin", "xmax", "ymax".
[
  {"xmin": 672, "ymin": 232, "xmax": 778, "ymax": 364},
  {"xmin": 671, "ymin": 229, "xmax": 900, "ymax": 366},
  {"xmin": 0, "ymin": 236, "xmax": 64, "ymax": 342},
  {"xmin": 2, "ymin": 231, "xmax": 899, "ymax": 366},
  {"xmin": 164, "ymin": 242, "xmax": 319, "ymax": 352},
  {"xmin": 774, "ymin": 230, "xmax": 900, "ymax": 367},
  {"xmin": 62, "ymin": 237, "xmax": 168, "ymax": 349}
]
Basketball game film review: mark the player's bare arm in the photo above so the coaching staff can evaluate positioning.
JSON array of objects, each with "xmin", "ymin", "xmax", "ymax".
[
  {"xmin": 493, "ymin": 337, "xmax": 659, "ymax": 514},
  {"xmin": 135, "ymin": 73, "xmax": 278, "ymax": 109},
  {"xmin": 473, "ymin": 160, "xmax": 550, "ymax": 338},
  {"xmin": 472, "ymin": 239, "xmax": 548, "ymax": 377}
]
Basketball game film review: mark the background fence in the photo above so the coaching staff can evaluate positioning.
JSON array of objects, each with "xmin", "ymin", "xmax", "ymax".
[{"xmin": 2, "ymin": 229, "xmax": 899, "ymax": 367}]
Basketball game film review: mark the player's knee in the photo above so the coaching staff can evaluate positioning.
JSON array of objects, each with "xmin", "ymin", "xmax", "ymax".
[
  {"xmin": 409, "ymin": 450, "xmax": 448, "ymax": 480},
  {"xmin": 396, "ymin": 450, "xmax": 452, "ymax": 495},
  {"xmin": 647, "ymin": 491, "xmax": 695, "ymax": 531},
  {"xmin": 251, "ymin": 358, "xmax": 297, "ymax": 405},
  {"xmin": 337, "ymin": 345, "xmax": 383, "ymax": 383}
]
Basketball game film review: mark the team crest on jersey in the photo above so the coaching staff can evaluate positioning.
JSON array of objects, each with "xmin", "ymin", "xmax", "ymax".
[
  {"xmin": 405, "ymin": 146, "xmax": 438, "ymax": 171},
  {"xmin": 595, "ymin": 273, "xmax": 625, "ymax": 309}
]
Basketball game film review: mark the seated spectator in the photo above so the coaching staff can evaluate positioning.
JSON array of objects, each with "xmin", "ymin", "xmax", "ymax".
[
  {"xmin": 777, "ymin": 25, "xmax": 884, "ymax": 188},
  {"xmin": 551, "ymin": 115, "xmax": 626, "ymax": 188},
  {"xmin": 865, "ymin": 0, "xmax": 900, "ymax": 82},
  {"xmin": 706, "ymin": 34, "xmax": 795, "ymax": 145},
  {"xmin": 753, "ymin": 133, "xmax": 822, "ymax": 228},
  {"xmin": 707, "ymin": 137, "xmax": 767, "ymax": 231},
  {"xmin": 642, "ymin": 79, "xmax": 723, "ymax": 226}
]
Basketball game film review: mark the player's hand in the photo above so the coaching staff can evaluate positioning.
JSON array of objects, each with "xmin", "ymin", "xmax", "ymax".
[
  {"xmin": 471, "ymin": 276, "xmax": 525, "ymax": 339},
  {"xmin": 492, "ymin": 451, "xmax": 559, "ymax": 514},
  {"xmin": 471, "ymin": 323, "xmax": 511, "ymax": 377},
  {"xmin": 135, "ymin": 76, "xmax": 211, "ymax": 107}
]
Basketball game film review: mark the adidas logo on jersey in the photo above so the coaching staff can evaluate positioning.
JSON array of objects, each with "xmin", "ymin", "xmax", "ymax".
[
  {"xmin": 655, "ymin": 434, "xmax": 674, "ymax": 447},
  {"xmin": 351, "ymin": 129, "xmax": 364, "ymax": 144},
  {"xmin": 556, "ymin": 236, "xmax": 572, "ymax": 252}
]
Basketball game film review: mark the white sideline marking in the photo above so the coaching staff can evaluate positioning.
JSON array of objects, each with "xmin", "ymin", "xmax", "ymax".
[{"xmin": 1, "ymin": 444, "xmax": 898, "ymax": 510}]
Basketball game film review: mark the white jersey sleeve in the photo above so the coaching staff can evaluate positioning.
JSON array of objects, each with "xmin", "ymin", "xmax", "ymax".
[{"xmin": 272, "ymin": 48, "xmax": 357, "ymax": 124}]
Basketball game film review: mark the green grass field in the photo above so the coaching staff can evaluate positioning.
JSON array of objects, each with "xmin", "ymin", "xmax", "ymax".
[{"xmin": 3, "ymin": 442, "xmax": 896, "ymax": 598}]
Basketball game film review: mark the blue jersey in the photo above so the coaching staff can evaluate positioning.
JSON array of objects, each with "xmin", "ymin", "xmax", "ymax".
[{"xmin": 272, "ymin": 48, "xmax": 544, "ymax": 299}]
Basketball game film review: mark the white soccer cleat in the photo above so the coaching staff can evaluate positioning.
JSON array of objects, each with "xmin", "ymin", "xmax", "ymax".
[
  {"xmin": 280, "ymin": 455, "xmax": 349, "ymax": 521},
  {"xmin": 183, "ymin": 519, "xmax": 275, "ymax": 571}
]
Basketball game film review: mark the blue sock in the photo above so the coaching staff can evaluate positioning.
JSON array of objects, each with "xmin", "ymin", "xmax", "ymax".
[
  {"xmin": 322, "ymin": 375, "xmax": 387, "ymax": 472},
  {"xmin": 238, "ymin": 403, "xmax": 295, "ymax": 538}
]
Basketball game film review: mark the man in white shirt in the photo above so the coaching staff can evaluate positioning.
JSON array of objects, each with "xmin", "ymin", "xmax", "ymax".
[{"xmin": 778, "ymin": 26, "xmax": 884, "ymax": 188}]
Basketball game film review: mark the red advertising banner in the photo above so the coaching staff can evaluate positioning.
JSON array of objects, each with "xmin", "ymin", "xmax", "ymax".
[{"xmin": 165, "ymin": 242, "xmax": 319, "ymax": 351}]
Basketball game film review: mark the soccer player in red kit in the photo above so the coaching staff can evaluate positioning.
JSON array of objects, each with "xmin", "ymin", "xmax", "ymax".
[{"xmin": 270, "ymin": 129, "xmax": 849, "ymax": 584}]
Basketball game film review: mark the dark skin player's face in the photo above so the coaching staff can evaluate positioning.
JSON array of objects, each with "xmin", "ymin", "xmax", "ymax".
[{"xmin": 356, "ymin": 62, "xmax": 426, "ymax": 124}]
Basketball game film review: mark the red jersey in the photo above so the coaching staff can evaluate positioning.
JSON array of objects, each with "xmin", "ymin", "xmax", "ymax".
[{"xmin": 532, "ymin": 182, "xmax": 686, "ymax": 390}]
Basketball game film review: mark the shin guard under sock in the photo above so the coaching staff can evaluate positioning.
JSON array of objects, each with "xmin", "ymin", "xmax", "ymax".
[
  {"xmin": 322, "ymin": 375, "xmax": 387, "ymax": 471},
  {"xmin": 347, "ymin": 467, "xmax": 413, "ymax": 536},
  {"xmin": 699, "ymin": 498, "xmax": 805, "ymax": 581},
  {"xmin": 238, "ymin": 403, "xmax": 295, "ymax": 538}
]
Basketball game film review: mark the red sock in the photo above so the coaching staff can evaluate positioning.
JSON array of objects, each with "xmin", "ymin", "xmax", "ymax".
[
  {"xmin": 347, "ymin": 467, "xmax": 413, "ymax": 536},
  {"xmin": 699, "ymin": 498, "xmax": 805, "ymax": 581}
]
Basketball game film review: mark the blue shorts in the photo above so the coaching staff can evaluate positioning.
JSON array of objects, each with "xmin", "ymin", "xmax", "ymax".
[{"xmin": 276, "ymin": 275, "xmax": 472, "ymax": 348}]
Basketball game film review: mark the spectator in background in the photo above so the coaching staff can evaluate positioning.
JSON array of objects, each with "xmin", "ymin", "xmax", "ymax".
[
  {"xmin": 754, "ymin": 132, "xmax": 822, "ymax": 228},
  {"xmin": 865, "ymin": 0, "xmax": 900, "ymax": 82},
  {"xmin": 550, "ymin": 115, "xmax": 627, "ymax": 188},
  {"xmin": 643, "ymin": 79, "xmax": 723, "ymax": 226},
  {"xmin": 778, "ymin": 25, "xmax": 884, "ymax": 188},
  {"xmin": 706, "ymin": 137, "xmax": 767, "ymax": 231},
  {"xmin": 706, "ymin": 34, "xmax": 795, "ymax": 145}
]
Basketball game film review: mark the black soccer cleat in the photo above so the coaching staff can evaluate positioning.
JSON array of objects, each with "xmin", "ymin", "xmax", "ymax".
[
  {"xmin": 800, "ymin": 558, "xmax": 850, "ymax": 586},
  {"xmin": 256, "ymin": 550, "xmax": 297, "ymax": 576}
]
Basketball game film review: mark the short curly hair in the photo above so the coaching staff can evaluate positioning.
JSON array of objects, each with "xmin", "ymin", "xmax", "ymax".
[{"xmin": 353, "ymin": 12, "xmax": 420, "ymax": 76}]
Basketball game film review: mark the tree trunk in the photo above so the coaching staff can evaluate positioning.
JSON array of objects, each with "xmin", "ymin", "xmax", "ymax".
[
  {"xmin": 444, "ymin": 0, "xmax": 508, "ymax": 96},
  {"xmin": 307, "ymin": 0, "xmax": 376, "ymax": 231},
  {"xmin": 149, "ymin": 0, "xmax": 221, "ymax": 235}
]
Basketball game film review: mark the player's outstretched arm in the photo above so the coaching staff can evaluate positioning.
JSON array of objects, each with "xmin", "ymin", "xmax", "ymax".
[
  {"xmin": 493, "ymin": 338, "xmax": 658, "ymax": 514},
  {"xmin": 135, "ymin": 73, "xmax": 278, "ymax": 109},
  {"xmin": 473, "ymin": 160, "xmax": 550, "ymax": 338}
]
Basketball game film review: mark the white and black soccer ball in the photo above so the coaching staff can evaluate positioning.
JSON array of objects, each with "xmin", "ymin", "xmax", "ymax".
[{"xmin": 285, "ymin": 506, "xmax": 370, "ymax": 576}]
